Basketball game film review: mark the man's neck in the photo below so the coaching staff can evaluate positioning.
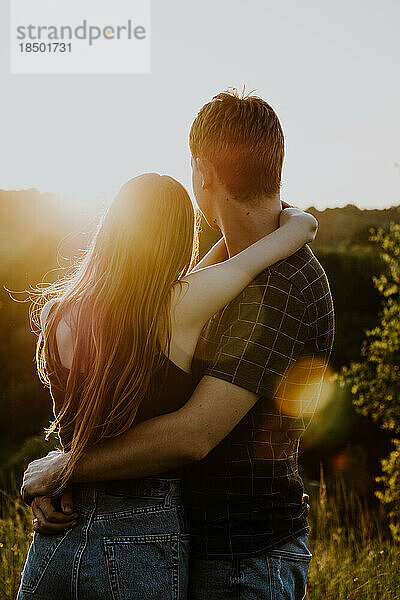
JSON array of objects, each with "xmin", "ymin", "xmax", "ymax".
[{"xmin": 217, "ymin": 193, "xmax": 282, "ymax": 257}]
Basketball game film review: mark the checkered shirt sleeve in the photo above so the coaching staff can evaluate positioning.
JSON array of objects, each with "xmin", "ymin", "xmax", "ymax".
[{"xmin": 203, "ymin": 271, "xmax": 310, "ymax": 398}]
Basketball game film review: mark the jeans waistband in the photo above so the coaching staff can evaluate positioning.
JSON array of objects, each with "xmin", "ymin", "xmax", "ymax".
[{"xmin": 72, "ymin": 477, "xmax": 182, "ymax": 506}]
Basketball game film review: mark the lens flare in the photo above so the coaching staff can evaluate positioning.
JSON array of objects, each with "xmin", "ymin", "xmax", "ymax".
[{"xmin": 274, "ymin": 358, "xmax": 335, "ymax": 419}]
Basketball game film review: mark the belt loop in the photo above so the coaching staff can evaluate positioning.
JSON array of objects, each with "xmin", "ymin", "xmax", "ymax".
[
  {"xmin": 91, "ymin": 484, "xmax": 97, "ymax": 504},
  {"xmin": 164, "ymin": 483, "xmax": 173, "ymax": 509},
  {"xmin": 86, "ymin": 483, "xmax": 97, "ymax": 505}
]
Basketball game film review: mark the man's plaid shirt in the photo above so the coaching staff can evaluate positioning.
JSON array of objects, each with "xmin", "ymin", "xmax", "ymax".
[{"xmin": 183, "ymin": 245, "xmax": 335, "ymax": 559}]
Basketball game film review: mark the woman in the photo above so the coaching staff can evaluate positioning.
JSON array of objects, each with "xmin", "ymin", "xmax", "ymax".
[{"xmin": 18, "ymin": 173, "xmax": 317, "ymax": 599}]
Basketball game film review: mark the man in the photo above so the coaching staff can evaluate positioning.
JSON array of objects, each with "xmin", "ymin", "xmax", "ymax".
[{"xmin": 23, "ymin": 89, "xmax": 335, "ymax": 599}]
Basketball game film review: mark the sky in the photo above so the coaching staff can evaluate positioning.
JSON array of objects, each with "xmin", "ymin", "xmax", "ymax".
[{"xmin": 0, "ymin": 0, "xmax": 399, "ymax": 211}]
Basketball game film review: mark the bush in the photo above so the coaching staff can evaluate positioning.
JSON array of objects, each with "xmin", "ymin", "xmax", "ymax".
[{"xmin": 339, "ymin": 224, "xmax": 400, "ymax": 538}]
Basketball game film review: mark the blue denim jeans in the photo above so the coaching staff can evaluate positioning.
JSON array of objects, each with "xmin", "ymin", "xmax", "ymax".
[
  {"xmin": 189, "ymin": 533, "xmax": 311, "ymax": 600},
  {"xmin": 17, "ymin": 478, "xmax": 190, "ymax": 600}
]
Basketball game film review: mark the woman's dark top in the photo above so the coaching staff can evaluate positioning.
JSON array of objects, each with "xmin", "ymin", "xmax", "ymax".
[{"xmin": 48, "ymin": 342, "xmax": 195, "ymax": 478}]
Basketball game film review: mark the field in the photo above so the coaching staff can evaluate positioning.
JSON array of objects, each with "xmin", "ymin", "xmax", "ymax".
[
  {"xmin": 306, "ymin": 477, "xmax": 399, "ymax": 600},
  {"xmin": 0, "ymin": 476, "xmax": 398, "ymax": 600}
]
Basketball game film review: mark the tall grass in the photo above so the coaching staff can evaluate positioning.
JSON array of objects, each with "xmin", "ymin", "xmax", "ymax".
[
  {"xmin": 0, "ymin": 489, "xmax": 32, "ymax": 600},
  {"xmin": 0, "ymin": 471, "xmax": 398, "ymax": 600},
  {"xmin": 306, "ymin": 467, "xmax": 400, "ymax": 599}
]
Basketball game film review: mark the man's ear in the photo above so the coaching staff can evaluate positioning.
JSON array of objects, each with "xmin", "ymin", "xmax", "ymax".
[{"xmin": 196, "ymin": 158, "xmax": 215, "ymax": 191}]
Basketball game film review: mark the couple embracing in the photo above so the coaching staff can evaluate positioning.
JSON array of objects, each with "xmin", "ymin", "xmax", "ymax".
[{"xmin": 19, "ymin": 89, "xmax": 334, "ymax": 600}]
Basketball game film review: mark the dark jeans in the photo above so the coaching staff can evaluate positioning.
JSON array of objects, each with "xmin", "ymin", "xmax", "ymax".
[
  {"xmin": 18, "ymin": 478, "xmax": 190, "ymax": 600},
  {"xmin": 189, "ymin": 533, "xmax": 311, "ymax": 600}
]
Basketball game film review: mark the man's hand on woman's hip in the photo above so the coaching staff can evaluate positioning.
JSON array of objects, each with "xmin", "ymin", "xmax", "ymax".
[{"xmin": 31, "ymin": 490, "xmax": 79, "ymax": 534}]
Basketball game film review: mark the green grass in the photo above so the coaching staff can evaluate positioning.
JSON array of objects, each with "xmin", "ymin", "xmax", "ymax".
[
  {"xmin": 0, "ymin": 476, "xmax": 398, "ymax": 600},
  {"xmin": 306, "ymin": 475, "xmax": 400, "ymax": 600},
  {"xmin": 0, "ymin": 491, "xmax": 32, "ymax": 600},
  {"xmin": 308, "ymin": 537, "xmax": 400, "ymax": 600}
]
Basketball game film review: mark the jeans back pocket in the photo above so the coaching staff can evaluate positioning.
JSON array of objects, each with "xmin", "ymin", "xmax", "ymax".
[
  {"xmin": 104, "ymin": 533, "xmax": 190, "ymax": 600},
  {"xmin": 19, "ymin": 528, "xmax": 74, "ymax": 595}
]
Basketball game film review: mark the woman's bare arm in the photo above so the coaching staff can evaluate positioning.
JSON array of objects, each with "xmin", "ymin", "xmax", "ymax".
[{"xmin": 172, "ymin": 208, "xmax": 317, "ymax": 332}]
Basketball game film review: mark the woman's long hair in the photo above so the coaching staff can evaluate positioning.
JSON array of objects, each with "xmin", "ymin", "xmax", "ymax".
[{"xmin": 31, "ymin": 173, "xmax": 198, "ymax": 489}]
